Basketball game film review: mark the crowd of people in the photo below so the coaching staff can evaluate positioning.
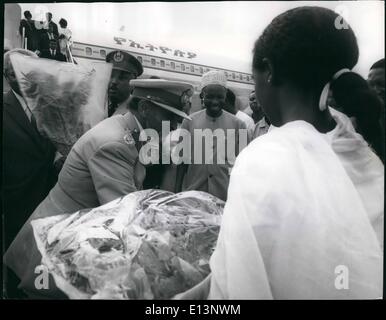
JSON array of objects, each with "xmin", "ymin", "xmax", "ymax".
[
  {"xmin": 19, "ymin": 10, "xmax": 72, "ymax": 62},
  {"xmin": 2, "ymin": 6, "xmax": 385, "ymax": 299}
]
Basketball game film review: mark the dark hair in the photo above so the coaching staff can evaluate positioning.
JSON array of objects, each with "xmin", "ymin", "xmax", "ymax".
[
  {"xmin": 226, "ymin": 88, "xmax": 236, "ymax": 108},
  {"xmin": 59, "ymin": 18, "xmax": 68, "ymax": 27},
  {"xmin": 253, "ymin": 6, "xmax": 358, "ymax": 90},
  {"xmin": 370, "ymin": 58, "xmax": 385, "ymax": 71},
  {"xmin": 253, "ymin": 6, "xmax": 384, "ymax": 162},
  {"xmin": 331, "ymin": 73, "xmax": 384, "ymax": 161},
  {"xmin": 24, "ymin": 11, "xmax": 32, "ymax": 19}
]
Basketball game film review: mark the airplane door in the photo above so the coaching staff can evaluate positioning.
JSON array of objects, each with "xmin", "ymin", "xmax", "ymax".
[
  {"xmin": 4, "ymin": 3, "xmax": 22, "ymax": 93},
  {"xmin": 4, "ymin": 3, "xmax": 22, "ymax": 51}
]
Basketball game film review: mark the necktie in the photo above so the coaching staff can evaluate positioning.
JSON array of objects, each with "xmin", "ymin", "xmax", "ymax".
[
  {"xmin": 25, "ymin": 103, "xmax": 38, "ymax": 132},
  {"xmin": 30, "ymin": 113, "xmax": 38, "ymax": 132}
]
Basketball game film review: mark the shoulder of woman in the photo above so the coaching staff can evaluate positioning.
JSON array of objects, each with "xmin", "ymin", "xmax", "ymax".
[
  {"xmin": 235, "ymin": 130, "xmax": 293, "ymax": 170},
  {"xmin": 236, "ymin": 122, "xmax": 322, "ymax": 173}
]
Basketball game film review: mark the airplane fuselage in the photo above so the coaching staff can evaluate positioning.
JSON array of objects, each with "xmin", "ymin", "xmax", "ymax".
[{"xmin": 71, "ymin": 41, "xmax": 254, "ymax": 111}]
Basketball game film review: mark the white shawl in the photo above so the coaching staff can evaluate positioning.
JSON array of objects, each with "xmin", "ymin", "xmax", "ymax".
[{"xmin": 209, "ymin": 109, "xmax": 384, "ymax": 299}]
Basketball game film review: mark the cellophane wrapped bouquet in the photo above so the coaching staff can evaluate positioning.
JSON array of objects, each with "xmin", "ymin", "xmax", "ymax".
[
  {"xmin": 31, "ymin": 190, "xmax": 224, "ymax": 299},
  {"xmin": 10, "ymin": 53, "xmax": 112, "ymax": 156}
]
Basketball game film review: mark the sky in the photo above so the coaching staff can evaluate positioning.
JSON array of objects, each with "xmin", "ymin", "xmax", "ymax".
[{"xmin": 19, "ymin": 1, "xmax": 385, "ymax": 76}]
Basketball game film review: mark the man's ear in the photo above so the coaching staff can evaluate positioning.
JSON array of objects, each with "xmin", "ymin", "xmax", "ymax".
[
  {"xmin": 262, "ymin": 58, "xmax": 276, "ymax": 85},
  {"xmin": 199, "ymin": 92, "xmax": 204, "ymax": 107}
]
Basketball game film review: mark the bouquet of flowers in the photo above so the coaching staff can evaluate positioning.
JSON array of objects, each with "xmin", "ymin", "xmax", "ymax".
[
  {"xmin": 10, "ymin": 54, "xmax": 112, "ymax": 156},
  {"xmin": 31, "ymin": 190, "xmax": 224, "ymax": 299}
]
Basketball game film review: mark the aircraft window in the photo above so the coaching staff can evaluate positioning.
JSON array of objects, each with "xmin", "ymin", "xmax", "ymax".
[
  {"xmin": 190, "ymin": 65, "xmax": 195, "ymax": 72},
  {"xmin": 171, "ymin": 62, "xmax": 176, "ymax": 69},
  {"xmin": 151, "ymin": 58, "xmax": 156, "ymax": 66},
  {"xmin": 181, "ymin": 64, "xmax": 185, "ymax": 71},
  {"xmin": 224, "ymin": 71, "xmax": 228, "ymax": 77},
  {"xmin": 206, "ymin": 68, "xmax": 210, "ymax": 72},
  {"xmin": 199, "ymin": 67, "xmax": 203, "ymax": 74},
  {"xmin": 85, "ymin": 47, "xmax": 92, "ymax": 56},
  {"xmin": 232, "ymin": 73, "xmax": 235, "ymax": 79},
  {"xmin": 247, "ymin": 75, "xmax": 250, "ymax": 82},
  {"xmin": 160, "ymin": 60, "xmax": 165, "ymax": 67},
  {"xmin": 137, "ymin": 56, "xmax": 142, "ymax": 63},
  {"xmin": 100, "ymin": 50, "xmax": 106, "ymax": 58}
]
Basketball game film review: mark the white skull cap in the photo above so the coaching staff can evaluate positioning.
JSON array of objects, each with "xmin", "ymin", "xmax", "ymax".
[{"xmin": 200, "ymin": 70, "xmax": 227, "ymax": 91}]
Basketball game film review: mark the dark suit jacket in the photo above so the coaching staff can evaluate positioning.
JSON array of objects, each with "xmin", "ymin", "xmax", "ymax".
[
  {"xmin": 2, "ymin": 90, "xmax": 57, "ymax": 249},
  {"xmin": 40, "ymin": 49, "xmax": 67, "ymax": 62},
  {"xmin": 48, "ymin": 21, "xmax": 59, "ymax": 37},
  {"xmin": 19, "ymin": 19, "xmax": 39, "ymax": 51},
  {"xmin": 39, "ymin": 32, "xmax": 58, "ymax": 51}
]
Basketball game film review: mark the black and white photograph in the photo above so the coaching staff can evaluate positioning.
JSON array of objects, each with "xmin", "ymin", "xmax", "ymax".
[{"xmin": 1, "ymin": 1, "xmax": 385, "ymax": 304}]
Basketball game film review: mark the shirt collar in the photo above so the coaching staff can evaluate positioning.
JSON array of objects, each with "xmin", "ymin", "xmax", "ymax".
[
  {"xmin": 205, "ymin": 109, "xmax": 223, "ymax": 121},
  {"xmin": 12, "ymin": 90, "xmax": 29, "ymax": 114},
  {"xmin": 133, "ymin": 115, "xmax": 144, "ymax": 132},
  {"xmin": 111, "ymin": 96, "xmax": 131, "ymax": 116},
  {"xmin": 122, "ymin": 111, "xmax": 144, "ymax": 134},
  {"xmin": 118, "ymin": 96, "xmax": 131, "ymax": 109}
]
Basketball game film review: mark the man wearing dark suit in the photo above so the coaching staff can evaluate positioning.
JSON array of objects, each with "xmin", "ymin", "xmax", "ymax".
[
  {"xmin": 2, "ymin": 49, "xmax": 58, "ymax": 298},
  {"xmin": 19, "ymin": 10, "xmax": 39, "ymax": 52},
  {"xmin": 39, "ymin": 23, "xmax": 58, "ymax": 52},
  {"xmin": 40, "ymin": 39, "xmax": 67, "ymax": 62},
  {"xmin": 46, "ymin": 12, "xmax": 59, "ymax": 38}
]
